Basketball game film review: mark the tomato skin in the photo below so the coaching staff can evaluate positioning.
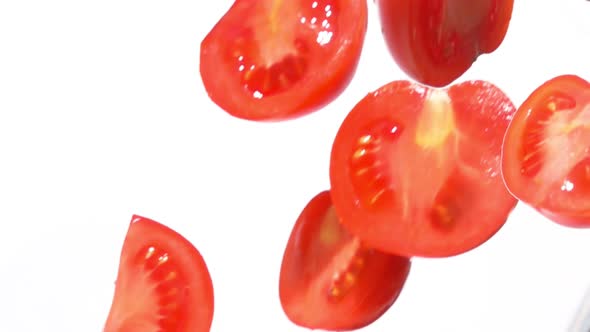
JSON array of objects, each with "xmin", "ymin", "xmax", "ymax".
[
  {"xmin": 279, "ymin": 191, "xmax": 411, "ymax": 331},
  {"xmin": 501, "ymin": 75, "xmax": 590, "ymax": 228},
  {"xmin": 200, "ymin": 0, "xmax": 368, "ymax": 121},
  {"xmin": 376, "ymin": 0, "xmax": 513, "ymax": 87},
  {"xmin": 104, "ymin": 215, "xmax": 214, "ymax": 332},
  {"xmin": 330, "ymin": 80, "xmax": 518, "ymax": 258}
]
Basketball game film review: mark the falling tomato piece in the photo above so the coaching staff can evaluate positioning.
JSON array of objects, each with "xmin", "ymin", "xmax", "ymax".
[
  {"xmin": 330, "ymin": 80, "xmax": 518, "ymax": 258},
  {"xmin": 200, "ymin": 0, "xmax": 368, "ymax": 121},
  {"xmin": 279, "ymin": 190, "xmax": 411, "ymax": 331},
  {"xmin": 103, "ymin": 215, "xmax": 214, "ymax": 332},
  {"xmin": 502, "ymin": 74, "xmax": 590, "ymax": 227},
  {"xmin": 376, "ymin": 0, "xmax": 514, "ymax": 87}
]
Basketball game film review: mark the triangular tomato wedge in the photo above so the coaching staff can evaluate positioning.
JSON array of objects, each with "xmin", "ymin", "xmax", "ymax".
[{"xmin": 104, "ymin": 215, "xmax": 214, "ymax": 332}]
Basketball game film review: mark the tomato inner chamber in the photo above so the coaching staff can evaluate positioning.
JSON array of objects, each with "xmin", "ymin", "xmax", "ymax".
[
  {"xmin": 348, "ymin": 122, "xmax": 403, "ymax": 210},
  {"xmin": 345, "ymin": 92, "xmax": 495, "ymax": 231},
  {"xmin": 111, "ymin": 245, "xmax": 189, "ymax": 330},
  {"xmin": 239, "ymin": 49, "xmax": 308, "ymax": 98},
  {"xmin": 521, "ymin": 94, "xmax": 590, "ymax": 209},
  {"xmin": 325, "ymin": 239, "xmax": 368, "ymax": 301},
  {"xmin": 227, "ymin": 0, "xmax": 339, "ymax": 98}
]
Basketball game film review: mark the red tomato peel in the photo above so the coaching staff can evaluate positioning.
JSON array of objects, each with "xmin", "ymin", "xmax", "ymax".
[
  {"xmin": 279, "ymin": 191, "xmax": 411, "ymax": 331},
  {"xmin": 376, "ymin": 0, "xmax": 514, "ymax": 87},
  {"xmin": 330, "ymin": 80, "xmax": 518, "ymax": 258},
  {"xmin": 200, "ymin": 0, "xmax": 368, "ymax": 121},
  {"xmin": 502, "ymin": 74, "xmax": 590, "ymax": 228},
  {"xmin": 104, "ymin": 215, "xmax": 214, "ymax": 332}
]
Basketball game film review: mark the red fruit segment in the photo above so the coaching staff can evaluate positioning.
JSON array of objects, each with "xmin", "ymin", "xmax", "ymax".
[
  {"xmin": 502, "ymin": 75, "xmax": 590, "ymax": 227},
  {"xmin": 104, "ymin": 215, "xmax": 214, "ymax": 332},
  {"xmin": 279, "ymin": 191, "xmax": 411, "ymax": 331},
  {"xmin": 376, "ymin": 0, "xmax": 514, "ymax": 87},
  {"xmin": 330, "ymin": 80, "xmax": 517, "ymax": 258},
  {"xmin": 201, "ymin": 0, "xmax": 367, "ymax": 121}
]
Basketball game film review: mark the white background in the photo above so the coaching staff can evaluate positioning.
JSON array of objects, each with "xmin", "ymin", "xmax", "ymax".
[{"xmin": 1, "ymin": 0, "xmax": 590, "ymax": 331}]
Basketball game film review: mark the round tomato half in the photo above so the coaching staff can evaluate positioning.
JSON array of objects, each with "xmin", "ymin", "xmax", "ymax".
[
  {"xmin": 376, "ymin": 0, "xmax": 513, "ymax": 87},
  {"xmin": 279, "ymin": 190, "xmax": 411, "ymax": 331},
  {"xmin": 330, "ymin": 80, "xmax": 518, "ymax": 258},
  {"xmin": 103, "ymin": 215, "xmax": 214, "ymax": 332},
  {"xmin": 502, "ymin": 75, "xmax": 590, "ymax": 227},
  {"xmin": 200, "ymin": 0, "xmax": 368, "ymax": 121}
]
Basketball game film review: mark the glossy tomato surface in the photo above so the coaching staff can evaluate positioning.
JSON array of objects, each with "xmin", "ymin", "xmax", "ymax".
[
  {"xmin": 330, "ymin": 80, "xmax": 518, "ymax": 258},
  {"xmin": 279, "ymin": 190, "xmax": 411, "ymax": 331},
  {"xmin": 502, "ymin": 75, "xmax": 590, "ymax": 228},
  {"xmin": 104, "ymin": 215, "xmax": 214, "ymax": 332},
  {"xmin": 200, "ymin": 0, "xmax": 368, "ymax": 121},
  {"xmin": 376, "ymin": 0, "xmax": 513, "ymax": 87}
]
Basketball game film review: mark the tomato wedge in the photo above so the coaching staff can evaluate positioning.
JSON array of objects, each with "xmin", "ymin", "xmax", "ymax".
[
  {"xmin": 502, "ymin": 75, "xmax": 590, "ymax": 228},
  {"xmin": 104, "ymin": 215, "xmax": 214, "ymax": 332},
  {"xmin": 200, "ymin": 0, "xmax": 368, "ymax": 121},
  {"xmin": 376, "ymin": 0, "xmax": 513, "ymax": 87},
  {"xmin": 329, "ymin": 80, "xmax": 518, "ymax": 258},
  {"xmin": 279, "ymin": 190, "xmax": 411, "ymax": 331}
]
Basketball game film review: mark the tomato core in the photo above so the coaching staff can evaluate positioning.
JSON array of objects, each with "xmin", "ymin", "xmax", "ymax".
[{"xmin": 415, "ymin": 89, "xmax": 456, "ymax": 148}]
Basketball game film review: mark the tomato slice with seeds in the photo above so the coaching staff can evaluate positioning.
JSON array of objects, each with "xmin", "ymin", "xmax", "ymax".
[
  {"xmin": 279, "ymin": 190, "xmax": 411, "ymax": 331},
  {"xmin": 200, "ymin": 0, "xmax": 368, "ymax": 121},
  {"xmin": 502, "ymin": 75, "xmax": 590, "ymax": 228},
  {"xmin": 103, "ymin": 215, "xmax": 214, "ymax": 332},
  {"xmin": 376, "ymin": 0, "xmax": 513, "ymax": 87},
  {"xmin": 329, "ymin": 80, "xmax": 518, "ymax": 258}
]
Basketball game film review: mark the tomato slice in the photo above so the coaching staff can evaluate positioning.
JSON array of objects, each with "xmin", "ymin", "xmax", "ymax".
[
  {"xmin": 103, "ymin": 215, "xmax": 214, "ymax": 332},
  {"xmin": 279, "ymin": 190, "xmax": 411, "ymax": 331},
  {"xmin": 329, "ymin": 80, "xmax": 518, "ymax": 258},
  {"xmin": 502, "ymin": 75, "xmax": 590, "ymax": 227},
  {"xmin": 376, "ymin": 0, "xmax": 513, "ymax": 87},
  {"xmin": 200, "ymin": 0, "xmax": 367, "ymax": 121}
]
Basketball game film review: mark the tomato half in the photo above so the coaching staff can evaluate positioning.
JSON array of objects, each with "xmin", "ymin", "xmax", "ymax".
[
  {"xmin": 103, "ymin": 215, "xmax": 214, "ymax": 332},
  {"xmin": 279, "ymin": 190, "xmax": 411, "ymax": 331},
  {"xmin": 200, "ymin": 0, "xmax": 367, "ymax": 121},
  {"xmin": 329, "ymin": 80, "xmax": 518, "ymax": 258},
  {"xmin": 376, "ymin": 0, "xmax": 513, "ymax": 87},
  {"xmin": 502, "ymin": 75, "xmax": 590, "ymax": 228}
]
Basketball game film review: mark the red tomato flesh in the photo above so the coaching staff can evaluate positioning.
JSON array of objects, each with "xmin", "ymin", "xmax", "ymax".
[
  {"xmin": 200, "ymin": 0, "xmax": 368, "ymax": 121},
  {"xmin": 330, "ymin": 80, "xmax": 518, "ymax": 258},
  {"xmin": 376, "ymin": 0, "xmax": 513, "ymax": 87},
  {"xmin": 502, "ymin": 75, "xmax": 590, "ymax": 227},
  {"xmin": 279, "ymin": 190, "xmax": 411, "ymax": 331},
  {"xmin": 104, "ymin": 215, "xmax": 214, "ymax": 332}
]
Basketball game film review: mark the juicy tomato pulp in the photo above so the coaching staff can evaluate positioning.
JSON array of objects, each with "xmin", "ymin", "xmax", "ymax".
[
  {"xmin": 502, "ymin": 75, "xmax": 590, "ymax": 227},
  {"xmin": 279, "ymin": 191, "xmax": 411, "ymax": 331},
  {"xmin": 200, "ymin": 0, "xmax": 368, "ymax": 121},
  {"xmin": 104, "ymin": 215, "xmax": 214, "ymax": 332},
  {"xmin": 330, "ymin": 80, "xmax": 518, "ymax": 258},
  {"xmin": 376, "ymin": 0, "xmax": 513, "ymax": 87}
]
